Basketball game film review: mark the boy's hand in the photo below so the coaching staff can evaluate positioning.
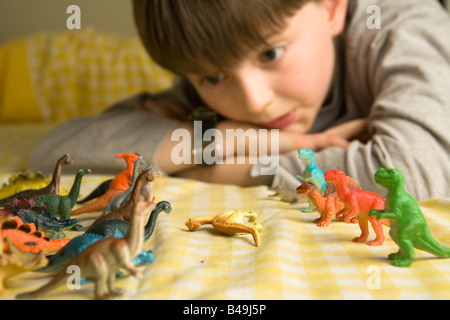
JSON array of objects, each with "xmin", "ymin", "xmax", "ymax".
[
  {"xmin": 217, "ymin": 120, "xmax": 349, "ymax": 156},
  {"xmin": 324, "ymin": 118, "xmax": 371, "ymax": 143}
]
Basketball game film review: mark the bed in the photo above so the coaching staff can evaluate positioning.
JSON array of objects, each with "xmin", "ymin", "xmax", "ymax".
[{"xmin": 1, "ymin": 29, "xmax": 450, "ymax": 300}]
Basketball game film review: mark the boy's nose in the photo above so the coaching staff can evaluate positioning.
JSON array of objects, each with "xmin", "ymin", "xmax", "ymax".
[{"xmin": 235, "ymin": 67, "xmax": 274, "ymax": 114}]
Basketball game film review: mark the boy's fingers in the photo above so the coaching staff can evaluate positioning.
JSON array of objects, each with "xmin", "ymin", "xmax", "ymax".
[
  {"xmin": 279, "ymin": 132, "xmax": 349, "ymax": 153},
  {"xmin": 324, "ymin": 118, "xmax": 370, "ymax": 141}
]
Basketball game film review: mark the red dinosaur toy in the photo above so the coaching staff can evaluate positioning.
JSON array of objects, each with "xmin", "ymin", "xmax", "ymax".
[
  {"xmin": 296, "ymin": 178, "xmax": 360, "ymax": 227},
  {"xmin": 324, "ymin": 170, "xmax": 389, "ymax": 246},
  {"xmin": 70, "ymin": 153, "xmax": 141, "ymax": 216}
]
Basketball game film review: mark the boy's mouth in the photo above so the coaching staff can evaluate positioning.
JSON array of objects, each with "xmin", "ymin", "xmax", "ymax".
[{"xmin": 260, "ymin": 110, "xmax": 297, "ymax": 129}]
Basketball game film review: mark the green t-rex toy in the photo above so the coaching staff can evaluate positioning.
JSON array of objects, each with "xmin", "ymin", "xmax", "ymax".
[{"xmin": 369, "ymin": 168, "xmax": 450, "ymax": 267}]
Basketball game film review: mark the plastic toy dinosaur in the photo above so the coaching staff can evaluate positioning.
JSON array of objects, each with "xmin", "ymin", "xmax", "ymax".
[
  {"xmin": 0, "ymin": 235, "xmax": 48, "ymax": 292},
  {"xmin": 296, "ymin": 148, "xmax": 327, "ymax": 212},
  {"xmin": 0, "ymin": 154, "xmax": 73, "ymax": 207},
  {"xmin": 70, "ymin": 153, "xmax": 141, "ymax": 216},
  {"xmin": 0, "ymin": 170, "xmax": 49, "ymax": 199},
  {"xmin": 88, "ymin": 200, "xmax": 171, "ymax": 240},
  {"xmin": 32, "ymin": 169, "xmax": 91, "ymax": 221},
  {"xmin": 0, "ymin": 212, "xmax": 47, "ymax": 292},
  {"xmin": 1, "ymin": 216, "xmax": 71, "ymax": 254},
  {"xmin": 85, "ymin": 168, "xmax": 158, "ymax": 232},
  {"xmin": 16, "ymin": 200, "xmax": 152, "ymax": 300},
  {"xmin": 296, "ymin": 176, "xmax": 361, "ymax": 227},
  {"xmin": 3, "ymin": 199, "xmax": 80, "ymax": 239},
  {"xmin": 101, "ymin": 157, "xmax": 149, "ymax": 216},
  {"xmin": 324, "ymin": 170, "xmax": 388, "ymax": 246},
  {"xmin": 185, "ymin": 210, "xmax": 262, "ymax": 247},
  {"xmin": 38, "ymin": 201, "xmax": 171, "ymax": 274},
  {"xmin": 369, "ymin": 168, "xmax": 450, "ymax": 267}
]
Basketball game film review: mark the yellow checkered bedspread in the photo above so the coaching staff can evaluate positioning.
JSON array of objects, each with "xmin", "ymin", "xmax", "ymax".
[{"xmin": 1, "ymin": 126, "xmax": 450, "ymax": 300}]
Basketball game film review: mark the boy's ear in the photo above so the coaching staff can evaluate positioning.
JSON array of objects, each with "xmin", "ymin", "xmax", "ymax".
[{"xmin": 322, "ymin": 0, "xmax": 348, "ymax": 36}]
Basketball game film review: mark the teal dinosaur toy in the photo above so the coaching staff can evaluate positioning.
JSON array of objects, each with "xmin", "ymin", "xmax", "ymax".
[
  {"xmin": 88, "ymin": 200, "xmax": 172, "ymax": 241},
  {"xmin": 369, "ymin": 168, "xmax": 450, "ymax": 267},
  {"xmin": 296, "ymin": 148, "xmax": 326, "ymax": 212},
  {"xmin": 32, "ymin": 169, "xmax": 91, "ymax": 221}
]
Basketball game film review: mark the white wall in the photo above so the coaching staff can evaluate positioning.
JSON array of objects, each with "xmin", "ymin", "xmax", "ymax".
[{"xmin": 0, "ymin": 0, "xmax": 137, "ymax": 44}]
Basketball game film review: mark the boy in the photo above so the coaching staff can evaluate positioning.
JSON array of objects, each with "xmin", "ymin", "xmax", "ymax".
[{"xmin": 30, "ymin": 0, "xmax": 450, "ymax": 200}]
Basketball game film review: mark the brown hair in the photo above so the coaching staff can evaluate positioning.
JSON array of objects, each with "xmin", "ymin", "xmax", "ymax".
[{"xmin": 132, "ymin": 0, "xmax": 312, "ymax": 75}]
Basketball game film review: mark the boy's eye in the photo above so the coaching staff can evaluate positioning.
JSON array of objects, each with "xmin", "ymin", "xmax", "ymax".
[
  {"xmin": 261, "ymin": 46, "xmax": 285, "ymax": 62},
  {"xmin": 203, "ymin": 73, "xmax": 225, "ymax": 85}
]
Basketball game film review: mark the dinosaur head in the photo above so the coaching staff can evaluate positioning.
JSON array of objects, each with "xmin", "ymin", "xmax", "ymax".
[
  {"xmin": 296, "ymin": 182, "xmax": 317, "ymax": 195},
  {"xmin": 134, "ymin": 200, "xmax": 153, "ymax": 218},
  {"xmin": 157, "ymin": 201, "xmax": 172, "ymax": 214},
  {"xmin": 298, "ymin": 148, "xmax": 315, "ymax": 162},
  {"xmin": 185, "ymin": 218, "xmax": 202, "ymax": 231},
  {"xmin": 59, "ymin": 154, "xmax": 74, "ymax": 166},
  {"xmin": 115, "ymin": 153, "xmax": 141, "ymax": 167},
  {"xmin": 374, "ymin": 168, "xmax": 404, "ymax": 189},
  {"xmin": 139, "ymin": 167, "xmax": 163, "ymax": 183},
  {"xmin": 77, "ymin": 169, "xmax": 92, "ymax": 177},
  {"xmin": 324, "ymin": 169, "xmax": 345, "ymax": 184}
]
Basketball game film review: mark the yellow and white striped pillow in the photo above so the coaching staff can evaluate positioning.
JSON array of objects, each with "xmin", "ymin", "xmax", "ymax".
[{"xmin": 0, "ymin": 27, "xmax": 174, "ymax": 123}]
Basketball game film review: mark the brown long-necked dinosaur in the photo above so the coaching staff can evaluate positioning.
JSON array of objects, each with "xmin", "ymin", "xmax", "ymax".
[
  {"xmin": 85, "ymin": 168, "xmax": 158, "ymax": 233},
  {"xmin": 0, "ymin": 154, "xmax": 73, "ymax": 207}
]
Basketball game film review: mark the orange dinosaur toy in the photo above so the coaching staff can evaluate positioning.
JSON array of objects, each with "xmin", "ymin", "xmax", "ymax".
[
  {"xmin": 296, "ymin": 178, "xmax": 361, "ymax": 227},
  {"xmin": 1, "ymin": 216, "xmax": 70, "ymax": 254},
  {"xmin": 324, "ymin": 170, "xmax": 389, "ymax": 246},
  {"xmin": 0, "ymin": 213, "xmax": 48, "ymax": 292},
  {"xmin": 70, "ymin": 153, "xmax": 141, "ymax": 216}
]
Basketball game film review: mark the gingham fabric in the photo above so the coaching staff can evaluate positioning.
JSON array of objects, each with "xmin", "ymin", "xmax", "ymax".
[
  {"xmin": 1, "ymin": 168, "xmax": 450, "ymax": 300},
  {"xmin": 0, "ymin": 28, "xmax": 173, "ymax": 123}
]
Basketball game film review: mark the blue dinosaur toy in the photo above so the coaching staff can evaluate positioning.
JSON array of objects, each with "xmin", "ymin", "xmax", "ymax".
[{"xmin": 296, "ymin": 148, "xmax": 326, "ymax": 212}]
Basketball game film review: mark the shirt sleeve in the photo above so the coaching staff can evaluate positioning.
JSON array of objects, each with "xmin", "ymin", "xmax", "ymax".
[
  {"xmin": 265, "ymin": 0, "xmax": 450, "ymax": 201},
  {"xmin": 27, "ymin": 76, "xmax": 204, "ymax": 174}
]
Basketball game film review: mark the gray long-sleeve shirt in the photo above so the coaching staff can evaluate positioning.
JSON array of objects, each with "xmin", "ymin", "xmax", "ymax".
[{"xmin": 29, "ymin": 0, "xmax": 450, "ymax": 200}]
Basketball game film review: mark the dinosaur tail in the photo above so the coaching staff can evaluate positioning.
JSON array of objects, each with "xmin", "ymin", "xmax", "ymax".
[
  {"xmin": 16, "ymin": 266, "xmax": 71, "ymax": 299},
  {"xmin": 414, "ymin": 231, "xmax": 450, "ymax": 258},
  {"xmin": 71, "ymin": 189, "xmax": 122, "ymax": 216},
  {"xmin": 76, "ymin": 179, "xmax": 112, "ymax": 204}
]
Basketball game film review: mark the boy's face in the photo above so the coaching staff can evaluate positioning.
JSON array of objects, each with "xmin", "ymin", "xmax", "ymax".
[{"xmin": 186, "ymin": 1, "xmax": 346, "ymax": 133}]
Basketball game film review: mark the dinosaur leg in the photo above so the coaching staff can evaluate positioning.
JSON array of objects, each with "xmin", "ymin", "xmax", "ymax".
[
  {"xmin": 390, "ymin": 237, "xmax": 415, "ymax": 267},
  {"xmin": 366, "ymin": 216, "xmax": 385, "ymax": 246},
  {"xmin": 344, "ymin": 208, "xmax": 359, "ymax": 224},
  {"xmin": 335, "ymin": 208, "xmax": 347, "ymax": 221},
  {"xmin": 353, "ymin": 215, "xmax": 369, "ymax": 243},
  {"xmin": 107, "ymin": 272, "xmax": 125, "ymax": 297},
  {"xmin": 315, "ymin": 208, "xmax": 332, "ymax": 227}
]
